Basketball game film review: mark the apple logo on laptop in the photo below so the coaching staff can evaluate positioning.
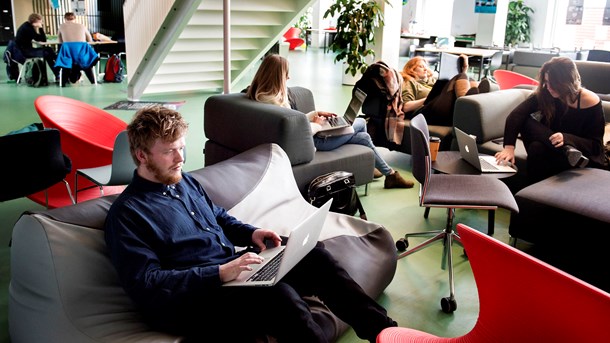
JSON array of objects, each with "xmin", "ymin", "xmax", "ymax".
[
  {"xmin": 302, "ymin": 234, "xmax": 309, "ymax": 247},
  {"xmin": 465, "ymin": 145, "xmax": 470, "ymax": 153}
]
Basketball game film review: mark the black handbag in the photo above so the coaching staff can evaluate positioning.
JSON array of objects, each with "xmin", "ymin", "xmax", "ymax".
[{"xmin": 307, "ymin": 171, "xmax": 367, "ymax": 220}]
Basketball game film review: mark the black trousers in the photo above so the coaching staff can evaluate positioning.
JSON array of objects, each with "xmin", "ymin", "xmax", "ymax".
[
  {"xmin": 149, "ymin": 246, "xmax": 395, "ymax": 343},
  {"xmin": 521, "ymin": 117, "xmax": 572, "ymax": 183}
]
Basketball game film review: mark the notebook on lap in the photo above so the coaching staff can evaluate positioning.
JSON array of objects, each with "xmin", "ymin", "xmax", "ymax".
[
  {"xmin": 455, "ymin": 127, "xmax": 517, "ymax": 173},
  {"xmin": 223, "ymin": 199, "xmax": 332, "ymax": 287},
  {"xmin": 317, "ymin": 88, "xmax": 367, "ymax": 132}
]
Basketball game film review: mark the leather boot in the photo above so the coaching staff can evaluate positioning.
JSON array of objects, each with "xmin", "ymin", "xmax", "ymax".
[
  {"xmin": 384, "ymin": 171, "xmax": 414, "ymax": 189},
  {"xmin": 564, "ymin": 145, "xmax": 589, "ymax": 168}
]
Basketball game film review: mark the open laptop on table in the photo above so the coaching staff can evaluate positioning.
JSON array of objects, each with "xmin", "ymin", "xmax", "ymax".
[
  {"xmin": 223, "ymin": 199, "xmax": 332, "ymax": 287},
  {"xmin": 455, "ymin": 127, "xmax": 517, "ymax": 173},
  {"xmin": 317, "ymin": 88, "xmax": 367, "ymax": 132}
]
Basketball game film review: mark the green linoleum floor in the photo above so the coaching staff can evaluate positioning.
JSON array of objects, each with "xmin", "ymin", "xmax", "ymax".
[{"xmin": 0, "ymin": 48, "xmax": 574, "ymax": 342}]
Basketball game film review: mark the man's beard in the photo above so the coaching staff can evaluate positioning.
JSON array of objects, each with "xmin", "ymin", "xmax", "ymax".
[{"xmin": 146, "ymin": 161, "xmax": 182, "ymax": 185}]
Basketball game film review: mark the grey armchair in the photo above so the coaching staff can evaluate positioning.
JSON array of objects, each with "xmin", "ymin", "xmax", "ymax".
[{"xmin": 203, "ymin": 87, "xmax": 375, "ymax": 195}]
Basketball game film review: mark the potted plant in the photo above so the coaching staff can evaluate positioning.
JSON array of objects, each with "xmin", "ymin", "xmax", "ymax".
[
  {"xmin": 324, "ymin": 0, "xmax": 388, "ymax": 81},
  {"xmin": 504, "ymin": 0, "xmax": 534, "ymax": 47}
]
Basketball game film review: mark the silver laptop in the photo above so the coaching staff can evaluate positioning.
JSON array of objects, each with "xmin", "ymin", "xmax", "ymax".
[
  {"xmin": 455, "ymin": 127, "xmax": 517, "ymax": 173},
  {"xmin": 318, "ymin": 88, "xmax": 367, "ymax": 132},
  {"xmin": 223, "ymin": 199, "xmax": 332, "ymax": 287}
]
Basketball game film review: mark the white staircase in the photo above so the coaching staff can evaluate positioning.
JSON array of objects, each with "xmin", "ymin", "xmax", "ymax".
[{"xmin": 124, "ymin": 0, "xmax": 314, "ymax": 100}]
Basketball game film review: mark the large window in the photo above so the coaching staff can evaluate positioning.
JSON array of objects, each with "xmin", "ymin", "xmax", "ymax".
[{"xmin": 552, "ymin": 0, "xmax": 610, "ymax": 51}]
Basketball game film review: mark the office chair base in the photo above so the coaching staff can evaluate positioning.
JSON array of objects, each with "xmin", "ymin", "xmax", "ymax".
[{"xmin": 396, "ymin": 209, "xmax": 463, "ymax": 313}]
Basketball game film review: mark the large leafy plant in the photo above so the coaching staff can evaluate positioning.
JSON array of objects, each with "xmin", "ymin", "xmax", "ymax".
[
  {"xmin": 324, "ymin": 0, "xmax": 388, "ymax": 76},
  {"xmin": 505, "ymin": 0, "xmax": 534, "ymax": 47}
]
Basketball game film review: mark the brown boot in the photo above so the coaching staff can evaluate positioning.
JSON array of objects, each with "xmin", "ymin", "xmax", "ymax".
[{"xmin": 384, "ymin": 171, "xmax": 414, "ymax": 189}]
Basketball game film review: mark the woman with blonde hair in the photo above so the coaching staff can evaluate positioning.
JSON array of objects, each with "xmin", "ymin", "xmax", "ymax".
[
  {"xmin": 247, "ymin": 54, "xmax": 414, "ymax": 189},
  {"xmin": 495, "ymin": 56, "xmax": 608, "ymax": 183}
]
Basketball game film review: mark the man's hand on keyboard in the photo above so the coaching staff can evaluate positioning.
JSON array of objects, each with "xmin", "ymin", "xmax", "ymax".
[{"xmin": 219, "ymin": 252, "xmax": 265, "ymax": 282}]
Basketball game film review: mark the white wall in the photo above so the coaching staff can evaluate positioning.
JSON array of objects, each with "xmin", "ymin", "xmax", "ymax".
[
  {"xmin": 422, "ymin": 0, "xmax": 454, "ymax": 37},
  {"xmin": 376, "ymin": 0, "xmax": 402, "ymax": 69},
  {"xmin": 451, "ymin": 0, "xmax": 477, "ymax": 36}
]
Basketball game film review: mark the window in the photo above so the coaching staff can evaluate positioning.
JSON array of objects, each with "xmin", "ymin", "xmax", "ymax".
[{"xmin": 552, "ymin": 0, "xmax": 610, "ymax": 51}]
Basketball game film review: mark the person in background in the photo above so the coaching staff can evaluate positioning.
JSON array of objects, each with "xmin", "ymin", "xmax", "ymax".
[
  {"xmin": 104, "ymin": 106, "xmax": 398, "ymax": 342},
  {"xmin": 400, "ymin": 55, "xmax": 491, "ymax": 125},
  {"xmin": 246, "ymin": 54, "xmax": 414, "ymax": 189},
  {"xmin": 15, "ymin": 13, "xmax": 59, "ymax": 80},
  {"xmin": 58, "ymin": 12, "xmax": 93, "ymax": 43},
  {"xmin": 495, "ymin": 56, "xmax": 608, "ymax": 184},
  {"xmin": 56, "ymin": 12, "xmax": 97, "ymax": 85}
]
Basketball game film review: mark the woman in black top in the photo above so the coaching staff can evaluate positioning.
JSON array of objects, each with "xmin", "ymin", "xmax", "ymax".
[{"xmin": 495, "ymin": 57, "xmax": 608, "ymax": 184}]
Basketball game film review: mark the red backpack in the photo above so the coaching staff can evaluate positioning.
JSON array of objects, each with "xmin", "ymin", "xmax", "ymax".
[{"xmin": 103, "ymin": 54, "xmax": 124, "ymax": 83}]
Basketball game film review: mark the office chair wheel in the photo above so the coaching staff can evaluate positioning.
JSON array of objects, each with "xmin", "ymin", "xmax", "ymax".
[
  {"xmin": 441, "ymin": 297, "xmax": 457, "ymax": 313},
  {"xmin": 396, "ymin": 238, "xmax": 409, "ymax": 252}
]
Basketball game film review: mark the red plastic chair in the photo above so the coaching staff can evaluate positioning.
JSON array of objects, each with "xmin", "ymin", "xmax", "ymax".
[
  {"xmin": 377, "ymin": 224, "xmax": 610, "ymax": 343},
  {"xmin": 283, "ymin": 27, "xmax": 305, "ymax": 50},
  {"xmin": 33, "ymin": 95, "xmax": 128, "ymax": 208},
  {"xmin": 493, "ymin": 69, "xmax": 539, "ymax": 90}
]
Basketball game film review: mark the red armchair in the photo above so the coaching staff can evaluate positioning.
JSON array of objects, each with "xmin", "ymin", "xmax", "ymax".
[
  {"xmin": 377, "ymin": 224, "xmax": 610, "ymax": 343},
  {"xmin": 283, "ymin": 27, "xmax": 305, "ymax": 50},
  {"xmin": 493, "ymin": 69, "xmax": 539, "ymax": 90}
]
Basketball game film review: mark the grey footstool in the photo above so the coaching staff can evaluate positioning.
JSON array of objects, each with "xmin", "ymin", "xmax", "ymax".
[{"xmin": 509, "ymin": 168, "xmax": 610, "ymax": 246}]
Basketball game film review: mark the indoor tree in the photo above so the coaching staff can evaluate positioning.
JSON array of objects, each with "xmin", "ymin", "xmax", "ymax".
[{"xmin": 505, "ymin": 0, "xmax": 534, "ymax": 47}]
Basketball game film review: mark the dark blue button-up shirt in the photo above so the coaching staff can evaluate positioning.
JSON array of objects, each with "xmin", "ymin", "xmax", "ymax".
[{"xmin": 104, "ymin": 171, "xmax": 257, "ymax": 311}]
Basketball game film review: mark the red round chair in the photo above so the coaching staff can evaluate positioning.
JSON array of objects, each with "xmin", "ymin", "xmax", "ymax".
[
  {"xmin": 33, "ymin": 95, "xmax": 128, "ymax": 208},
  {"xmin": 377, "ymin": 224, "xmax": 610, "ymax": 343},
  {"xmin": 493, "ymin": 69, "xmax": 540, "ymax": 90},
  {"xmin": 283, "ymin": 27, "xmax": 305, "ymax": 50}
]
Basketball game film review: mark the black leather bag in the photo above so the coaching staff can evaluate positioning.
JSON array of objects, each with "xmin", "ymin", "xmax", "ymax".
[{"xmin": 307, "ymin": 171, "xmax": 367, "ymax": 220}]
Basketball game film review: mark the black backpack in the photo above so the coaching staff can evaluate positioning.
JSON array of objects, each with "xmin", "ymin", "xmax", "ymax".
[
  {"xmin": 3, "ymin": 50, "xmax": 20, "ymax": 81},
  {"xmin": 104, "ymin": 54, "xmax": 124, "ymax": 83},
  {"xmin": 24, "ymin": 59, "xmax": 48, "ymax": 87},
  {"xmin": 307, "ymin": 171, "xmax": 367, "ymax": 220}
]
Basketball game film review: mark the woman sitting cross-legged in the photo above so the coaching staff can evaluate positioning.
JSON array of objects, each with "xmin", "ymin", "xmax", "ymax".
[
  {"xmin": 495, "ymin": 56, "xmax": 609, "ymax": 184},
  {"xmin": 246, "ymin": 54, "xmax": 414, "ymax": 189}
]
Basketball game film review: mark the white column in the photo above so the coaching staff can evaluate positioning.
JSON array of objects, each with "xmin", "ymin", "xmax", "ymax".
[
  {"xmin": 375, "ymin": 0, "xmax": 403, "ymax": 70},
  {"xmin": 475, "ymin": 0, "xmax": 509, "ymax": 47}
]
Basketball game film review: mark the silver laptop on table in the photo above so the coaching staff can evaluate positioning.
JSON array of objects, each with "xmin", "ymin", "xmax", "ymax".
[
  {"xmin": 223, "ymin": 199, "xmax": 332, "ymax": 287},
  {"xmin": 317, "ymin": 88, "xmax": 367, "ymax": 132},
  {"xmin": 455, "ymin": 127, "xmax": 517, "ymax": 173}
]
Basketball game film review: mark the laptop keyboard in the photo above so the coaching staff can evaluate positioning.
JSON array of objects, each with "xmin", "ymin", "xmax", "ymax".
[
  {"xmin": 247, "ymin": 250, "xmax": 284, "ymax": 282},
  {"xmin": 327, "ymin": 116, "xmax": 348, "ymax": 127},
  {"xmin": 479, "ymin": 158, "xmax": 499, "ymax": 170}
]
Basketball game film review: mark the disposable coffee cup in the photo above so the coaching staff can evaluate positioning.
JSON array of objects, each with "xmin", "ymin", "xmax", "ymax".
[{"xmin": 429, "ymin": 136, "xmax": 441, "ymax": 162}]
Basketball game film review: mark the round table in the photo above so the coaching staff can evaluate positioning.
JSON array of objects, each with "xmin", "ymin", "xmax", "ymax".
[{"xmin": 431, "ymin": 151, "xmax": 516, "ymax": 179}]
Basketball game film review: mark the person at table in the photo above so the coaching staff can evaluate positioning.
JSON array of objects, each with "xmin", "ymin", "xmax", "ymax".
[
  {"xmin": 104, "ymin": 105, "xmax": 398, "ymax": 342},
  {"xmin": 56, "ymin": 12, "xmax": 98, "ymax": 85},
  {"xmin": 400, "ymin": 55, "xmax": 491, "ymax": 125},
  {"xmin": 495, "ymin": 57, "xmax": 609, "ymax": 184},
  {"xmin": 246, "ymin": 54, "xmax": 414, "ymax": 189},
  {"xmin": 15, "ymin": 13, "xmax": 59, "ymax": 80},
  {"xmin": 58, "ymin": 12, "xmax": 93, "ymax": 43}
]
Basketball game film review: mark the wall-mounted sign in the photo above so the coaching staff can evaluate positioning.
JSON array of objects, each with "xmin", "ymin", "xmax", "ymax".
[
  {"xmin": 566, "ymin": 0, "xmax": 584, "ymax": 25},
  {"xmin": 475, "ymin": 1, "xmax": 497, "ymax": 14}
]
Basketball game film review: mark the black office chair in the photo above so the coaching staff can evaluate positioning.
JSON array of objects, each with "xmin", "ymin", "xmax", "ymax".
[
  {"xmin": 396, "ymin": 114, "xmax": 518, "ymax": 313},
  {"xmin": 482, "ymin": 50, "xmax": 504, "ymax": 80},
  {"xmin": 0, "ymin": 129, "xmax": 74, "ymax": 207}
]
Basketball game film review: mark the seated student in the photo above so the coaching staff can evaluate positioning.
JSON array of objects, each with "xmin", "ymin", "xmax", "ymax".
[
  {"xmin": 246, "ymin": 54, "xmax": 414, "ymax": 189},
  {"xmin": 56, "ymin": 12, "xmax": 97, "ymax": 85},
  {"xmin": 401, "ymin": 55, "xmax": 491, "ymax": 126},
  {"xmin": 495, "ymin": 56, "xmax": 609, "ymax": 184},
  {"xmin": 15, "ymin": 13, "xmax": 59, "ymax": 80},
  {"xmin": 104, "ymin": 106, "xmax": 398, "ymax": 342}
]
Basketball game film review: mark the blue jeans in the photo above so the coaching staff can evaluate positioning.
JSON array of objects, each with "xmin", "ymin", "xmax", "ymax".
[{"xmin": 313, "ymin": 118, "xmax": 392, "ymax": 175}]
